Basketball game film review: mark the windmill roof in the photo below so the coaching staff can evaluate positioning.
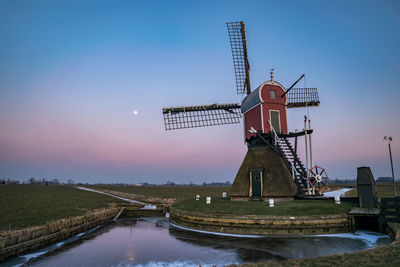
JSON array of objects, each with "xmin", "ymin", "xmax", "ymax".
[
  {"xmin": 241, "ymin": 80, "xmax": 286, "ymax": 113},
  {"xmin": 241, "ymin": 87, "xmax": 261, "ymax": 113}
]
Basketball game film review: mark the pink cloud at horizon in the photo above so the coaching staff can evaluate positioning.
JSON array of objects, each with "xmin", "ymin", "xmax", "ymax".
[{"xmin": 0, "ymin": 112, "xmax": 246, "ymax": 171}]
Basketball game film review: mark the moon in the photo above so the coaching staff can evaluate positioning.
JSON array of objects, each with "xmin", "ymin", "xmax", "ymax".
[{"xmin": 133, "ymin": 110, "xmax": 138, "ymax": 115}]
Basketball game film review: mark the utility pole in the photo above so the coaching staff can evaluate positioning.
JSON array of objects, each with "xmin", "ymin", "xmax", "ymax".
[{"xmin": 383, "ymin": 135, "xmax": 397, "ymax": 197}]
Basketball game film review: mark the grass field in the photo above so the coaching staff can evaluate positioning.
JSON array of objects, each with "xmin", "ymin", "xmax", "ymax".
[
  {"xmin": 345, "ymin": 183, "xmax": 400, "ymax": 198},
  {"xmin": 0, "ymin": 185, "xmax": 123, "ymax": 231},
  {"xmin": 88, "ymin": 184, "xmax": 356, "ymax": 200},
  {"xmin": 88, "ymin": 185, "xmax": 230, "ymax": 202},
  {"xmin": 90, "ymin": 185, "xmax": 356, "ymax": 215},
  {"xmin": 173, "ymin": 198, "xmax": 355, "ymax": 216}
]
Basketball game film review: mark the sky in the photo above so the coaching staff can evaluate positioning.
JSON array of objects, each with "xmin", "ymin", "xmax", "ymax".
[{"xmin": 0, "ymin": 0, "xmax": 399, "ymax": 184}]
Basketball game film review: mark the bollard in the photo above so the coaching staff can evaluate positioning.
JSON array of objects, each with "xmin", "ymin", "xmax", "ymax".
[
  {"xmin": 334, "ymin": 196, "xmax": 341, "ymax": 204},
  {"xmin": 222, "ymin": 192, "xmax": 227, "ymax": 198},
  {"xmin": 196, "ymin": 195, "xmax": 200, "ymax": 201},
  {"xmin": 269, "ymin": 199, "xmax": 274, "ymax": 207},
  {"xmin": 206, "ymin": 197, "xmax": 211, "ymax": 204}
]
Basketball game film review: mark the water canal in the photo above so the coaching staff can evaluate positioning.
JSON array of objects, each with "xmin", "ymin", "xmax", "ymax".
[{"xmin": 4, "ymin": 217, "xmax": 391, "ymax": 267}]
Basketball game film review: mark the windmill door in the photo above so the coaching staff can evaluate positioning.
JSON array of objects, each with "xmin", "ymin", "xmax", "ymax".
[
  {"xmin": 270, "ymin": 110, "xmax": 281, "ymax": 133},
  {"xmin": 250, "ymin": 169, "xmax": 263, "ymax": 198}
]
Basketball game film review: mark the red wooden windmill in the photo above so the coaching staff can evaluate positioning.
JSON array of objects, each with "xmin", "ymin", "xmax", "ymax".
[{"xmin": 162, "ymin": 22, "xmax": 327, "ymax": 198}]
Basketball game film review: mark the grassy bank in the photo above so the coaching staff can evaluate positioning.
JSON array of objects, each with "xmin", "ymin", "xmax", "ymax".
[
  {"xmin": 345, "ymin": 183, "xmax": 400, "ymax": 198},
  {"xmin": 88, "ymin": 185, "xmax": 229, "ymax": 202},
  {"xmin": 229, "ymin": 239, "xmax": 400, "ymax": 267},
  {"xmin": 173, "ymin": 198, "xmax": 355, "ymax": 216},
  {"xmin": 0, "ymin": 185, "xmax": 123, "ymax": 231}
]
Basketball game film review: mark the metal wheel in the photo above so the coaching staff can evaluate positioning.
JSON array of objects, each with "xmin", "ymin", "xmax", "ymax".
[{"xmin": 308, "ymin": 166, "xmax": 329, "ymax": 192}]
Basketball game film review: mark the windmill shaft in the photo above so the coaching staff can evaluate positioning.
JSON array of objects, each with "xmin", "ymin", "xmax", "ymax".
[{"xmin": 281, "ymin": 74, "xmax": 305, "ymax": 97}]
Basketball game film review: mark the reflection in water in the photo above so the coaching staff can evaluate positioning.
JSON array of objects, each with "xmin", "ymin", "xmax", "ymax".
[
  {"xmin": 168, "ymin": 226, "xmax": 284, "ymax": 262},
  {"xmin": 168, "ymin": 225, "xmax": 388, "ymax": 261},
  {"xmin": 2, "ymin": 217, "xmax": 391, "ymax": 267}
]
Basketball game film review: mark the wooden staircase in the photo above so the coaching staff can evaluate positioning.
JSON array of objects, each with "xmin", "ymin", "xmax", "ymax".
[{"xmin": 273, "ymin": 136, "xmax": 309, "ymax": 196}]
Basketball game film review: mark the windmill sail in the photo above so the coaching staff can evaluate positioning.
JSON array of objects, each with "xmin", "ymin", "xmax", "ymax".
[
  {"xmin": 227, "ymin": 22, "xmax": 251, "ymax": 95},
  {"xmin": 162, "ymin": 103, "xmax": 242, "ymax": 130},
  {"xmin": 282, "ymin": 74, "xmax": 320, "ymax": 108},
  {"xmin": 287, "ymin": 88, "xmax": 320, "ymax": 108}
]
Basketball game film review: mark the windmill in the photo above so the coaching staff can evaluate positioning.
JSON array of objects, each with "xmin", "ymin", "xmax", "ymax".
[{"xmin": 162, "ymin": 22, "xmax": 326, "ymax": 199}]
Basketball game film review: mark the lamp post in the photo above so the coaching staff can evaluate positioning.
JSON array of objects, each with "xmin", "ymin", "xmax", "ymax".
[{"xmin": 383, "ymin": 135, "xmax": 397, "ymax": 197}]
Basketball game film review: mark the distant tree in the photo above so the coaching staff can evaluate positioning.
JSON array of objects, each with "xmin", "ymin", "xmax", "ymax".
[
  {"xmin": 29, "ymin": 177, "xmax": 36, "ymax": 184},
  {"xmin": 67, "ymin": 179, "xmax": 74, "ymax": 185},
  {"xmin": 52, "ymin": 178, "xmax": 59, "ymax": 184}
]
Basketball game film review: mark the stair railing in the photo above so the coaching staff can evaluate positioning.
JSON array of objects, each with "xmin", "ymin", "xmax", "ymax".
[
  {"xmin": 268, "ymin": 120, "xmax": 280, "ymax": 146},
  {"xmin": 268, "ymin": 120, "xmax": 301, "ymax": 182}
]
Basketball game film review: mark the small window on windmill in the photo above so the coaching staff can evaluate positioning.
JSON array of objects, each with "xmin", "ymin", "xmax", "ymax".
[{"xmin": 270, "ymin": 90, "xmax": 276, "ymax": 99}]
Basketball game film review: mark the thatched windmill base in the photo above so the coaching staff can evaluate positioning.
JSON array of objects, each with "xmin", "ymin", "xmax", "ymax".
[{"xmin": 229, "ymin": 145, "xmax": 297, "ymax": 201}]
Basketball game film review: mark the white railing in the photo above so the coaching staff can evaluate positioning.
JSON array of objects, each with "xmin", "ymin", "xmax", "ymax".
[
  {"xmin": 268, "ymin": 120, "xmax": 301, "ymax": 181},
  {"xmin": 267, "ymin": 120, "xmax": 279, "ymax": 146}
]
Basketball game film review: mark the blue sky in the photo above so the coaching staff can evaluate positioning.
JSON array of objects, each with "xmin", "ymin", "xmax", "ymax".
[{"xmin": 0, "ymin": 0, "xmax": 399, "ymax": 183}]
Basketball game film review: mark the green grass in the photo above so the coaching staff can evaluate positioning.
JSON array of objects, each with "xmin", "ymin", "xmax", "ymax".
[
  {"xmin": 88, "ymin": 185, "xmax": 230, "ymax": 202},
  {"xmin": 0, "ymin": 185, "xmax": 123, "ymax": 231},
  {"xmin": 345, "ymin": 183, "xmax": 400, "ymax": 198},
  {"xmin": 173, "ymin": 198, "xmax": 355, "ymax": 216}
]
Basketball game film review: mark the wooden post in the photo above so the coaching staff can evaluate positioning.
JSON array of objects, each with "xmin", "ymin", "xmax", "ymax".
[{"xmin": 388, "ymin": 142, "xmax": 397, "ymax": 197}]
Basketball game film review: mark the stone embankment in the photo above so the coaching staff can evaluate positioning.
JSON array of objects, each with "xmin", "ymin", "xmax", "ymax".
[
  {"xmin": 0, "ymin": 207, "xmax": 120, "ymax": 261},
  {"xmin": 170, "ymin": 207, "xmax": 353, "ymax": 235}
]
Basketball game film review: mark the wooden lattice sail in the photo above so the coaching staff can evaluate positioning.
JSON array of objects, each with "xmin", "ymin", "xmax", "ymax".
[
  {"xmin": 226, "ymin": 21, "xmax": 251, "ymax": 95},
  {"xmin": 287, "ymin": 88, "xmax": 320, "ymax": 108},
  {"xmin": 162, "ymin": 103, "xmax": 242, "ymax": 130}
]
